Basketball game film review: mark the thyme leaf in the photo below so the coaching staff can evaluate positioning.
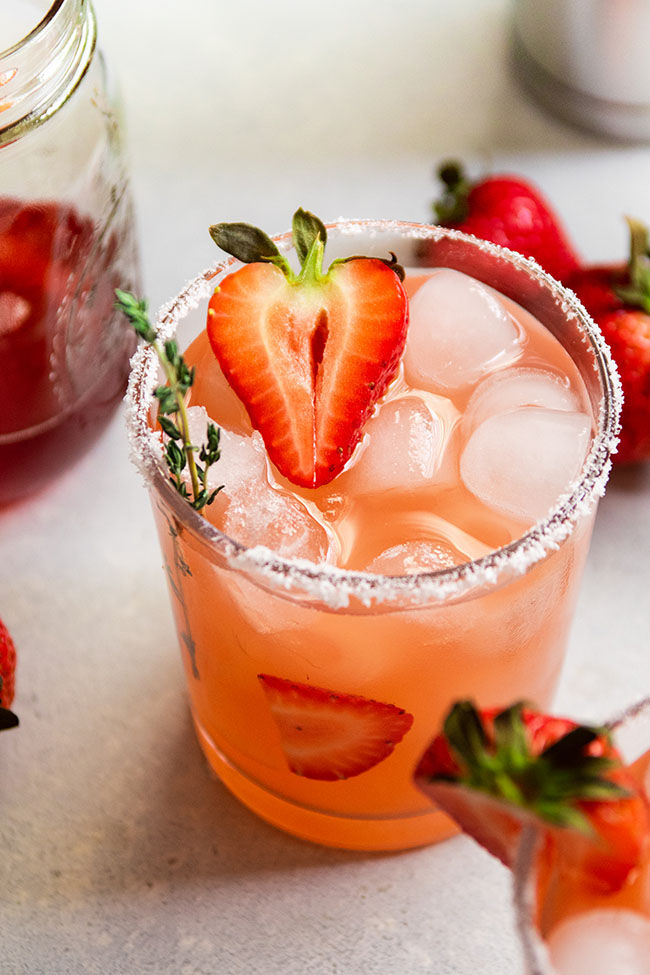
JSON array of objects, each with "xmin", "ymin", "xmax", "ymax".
[{"xmin": 116, "ymin": 289, "xmax": 224, "ymax": 514}]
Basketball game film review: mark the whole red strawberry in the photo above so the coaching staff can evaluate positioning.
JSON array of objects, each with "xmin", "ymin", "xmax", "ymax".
[
  {"xmin": 0, "ymin": 617, "xmax": 19, "ymax": 731},
  {"xmin": 566, "ymin": 217, "xmax": 650, "ymax": 464},
  {"xmin": 429, "ymin": 161, "xmax": 580, "ymax": 283}
]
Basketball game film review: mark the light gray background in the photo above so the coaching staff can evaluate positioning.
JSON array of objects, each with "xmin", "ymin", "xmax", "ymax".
[{"xmin": 2, "ymin": 1, "xmax": 650, "ymax": 973}]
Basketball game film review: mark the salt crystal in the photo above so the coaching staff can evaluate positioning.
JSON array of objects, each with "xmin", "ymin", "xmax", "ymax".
[
  {"xmin": 460, "ymin": 408, "xmax": 591, "ymax": 524},
  {"xmin": 403, "ymin": 269, "xmax": 522, "ymax": 392},
  {"xmin": 547, "ymin": 909, "xmax": 650, "ymax": 975}
]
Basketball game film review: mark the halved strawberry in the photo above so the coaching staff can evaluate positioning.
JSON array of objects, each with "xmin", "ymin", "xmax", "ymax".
[
  {"xmin": 258, "ymin": 673, "xmax": 413, "ymax": 781},
  {"xmin": 207, "ymin": 209, "xmax": 409, "ymax": 488},
  {"xmin": 414, "ymin": 701, "xmax": 649, "ymax": 893}
]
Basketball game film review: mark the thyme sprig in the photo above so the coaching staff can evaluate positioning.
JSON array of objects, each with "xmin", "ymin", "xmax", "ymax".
[{"xmin": 116, "ymin": 290, "xmax": 223, "ymax": 513}]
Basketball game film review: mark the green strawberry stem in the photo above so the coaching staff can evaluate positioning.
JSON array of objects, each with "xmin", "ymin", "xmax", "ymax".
[
  {"xmin": 433, "ymin": 160, "xmax": 472, "ymax": 224},
  {"xmin": 0, "ymin": 676, "xmax": 18, "ymax": 731},
  {"xmin": 614, "ymin": 216, "xmax": 650, "ymax": 314},
  {"xmin": 209, "ymin": 207, "xmax": 404, "ymax": 286},
  {"xmin": 115, "ymin": 290, "xmax": 223, "ymax": 514},
  {"xmin": 438, "ymin": 701, "xmax": 629, "ymax": 835}
]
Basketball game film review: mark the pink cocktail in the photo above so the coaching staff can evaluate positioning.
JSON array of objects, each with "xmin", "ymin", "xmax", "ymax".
[{"xmin": 126, "ymin": 219, "xmax": 620, "ymax": 851}]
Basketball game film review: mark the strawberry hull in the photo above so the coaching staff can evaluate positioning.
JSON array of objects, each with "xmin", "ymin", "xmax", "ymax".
[{"xmin": 127, "ymin": 220, "xmax": 620, "ymax": 851}]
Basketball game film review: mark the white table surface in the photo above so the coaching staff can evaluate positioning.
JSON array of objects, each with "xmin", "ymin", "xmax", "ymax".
[{"xmin": 2, "ymin": 1, "xmax": 650, "ymax": 973}]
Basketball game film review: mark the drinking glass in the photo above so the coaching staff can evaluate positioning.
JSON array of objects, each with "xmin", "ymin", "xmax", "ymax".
[
  {"xmin": 514, "ymin": 697, "xmax": 650, "ymax": 974},
  {"xmin": 126, "ymin": 220, "xmax": 620, "ymax": 851},
  {"xmin": 0, "ymin": 0, "xmax": 140, "ymax": 505}
]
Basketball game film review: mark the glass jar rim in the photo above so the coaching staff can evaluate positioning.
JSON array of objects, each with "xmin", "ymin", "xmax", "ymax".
[
  {"xmin": 0, "ymin": 0, "xmax": 94, "ymax": 145},
  {"xmin": 125, "ymin": 219, "xmax": 622, "ymax": 610},
  {"xmin": 2, "ymin": 0, "xmax": 66, "ymax": 57}
]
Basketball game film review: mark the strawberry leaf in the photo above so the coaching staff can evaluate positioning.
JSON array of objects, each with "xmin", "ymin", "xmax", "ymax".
[
  {"xmin": 0, "ymin": 705, "xmax": 18, "ymax": 731},
  {"xmin": 443, "ymin": 700, "xmax": 488, "ymax": 771},
  {"xmin": 292, "ymin": 208, "xmax": 327, "ymax": 264},
  {"xmin": 433, "ymin": 160, "xmax": 471, "ymax": 224},
  {"xmin": 614, "ymin": 216, "xmax": 650, "ymax": 314},
  {"xmin": 432, "ymin": 700, "xmax": 633, "ymax": 835},
  {"xmin": 541, "ymin": 724, "xmax": 602, "ymax": 764},
  {"xmin": 209, "ymin": 221, "xmax": 288, "ymax": 269}
]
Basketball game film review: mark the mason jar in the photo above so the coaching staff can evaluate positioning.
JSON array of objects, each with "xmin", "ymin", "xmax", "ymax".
[
  {"xmin": 0, "ymin": 0, "xmax": 140, "ymax": 505},
  {"xmin": 512, "ymin": 0, "xmax": 650, "ymax": 141}
]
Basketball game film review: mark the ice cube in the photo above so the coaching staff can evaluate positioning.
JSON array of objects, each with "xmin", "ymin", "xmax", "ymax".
[
  {"xmin": 547, "ymin": 909, "xmax": 650, "ymax": 975},
  {"xmin": 224, "ymin": 482, "xmax": 332, "ymax": 562},
  {"xmin": 464, "ymin": 367, "xmax": 580, "ymax": 433},
  {"xmin": 460, "ymin": 407, "xmax": 591, "ymax": 524},
  {"xmin": 343, "ymin": 396, "xmax": 444, "ymax": 496},
  {"xmin": 0, "ymin": 291, "xmax": 30, "ymax": 337},
  {"xmin": 186, "ymin": 330, "xmax": 252, "ymax": 435},
  {"xmin": 403, "ymin": 269, "xmax": 522, "ymax": 392},
  {"xmin": 361, "ymin": 512, "xmax": 493, "ymax": 574},
  {"xmin": 185, "ymin": 408, "xmax": 333, "ymax": 561},
  {"xmin": 185, "ymin": 406, "xmax": 266, "ymax": 492},
  {"xmin": 365, "ymin": 540, "xmax": 463, "ymax": 575}
]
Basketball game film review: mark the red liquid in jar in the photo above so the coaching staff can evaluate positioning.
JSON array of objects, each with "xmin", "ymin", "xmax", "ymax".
[{"xmin": 0, "ymin": 197, "xmax": 137, "ymax": 505}]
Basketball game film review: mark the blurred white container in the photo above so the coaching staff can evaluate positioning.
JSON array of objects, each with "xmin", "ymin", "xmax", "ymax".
[{"xmin": 512, "ymin": 0, "xmax": 650, "ymax": 140}]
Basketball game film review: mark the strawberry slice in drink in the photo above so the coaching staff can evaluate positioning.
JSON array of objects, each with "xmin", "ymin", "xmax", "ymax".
[
  {"xmin": 258, "ymin": 674, "xmax": 414, "ymax": 781},
  {"xmin": 206, "ymin": 209, "xmax": 409, "ymax": 488},
  {"xmin": 414, "ymin": 701, "xmax": 650, "ymax": 894}
]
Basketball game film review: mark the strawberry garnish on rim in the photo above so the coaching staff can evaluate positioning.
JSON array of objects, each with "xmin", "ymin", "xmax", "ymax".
[
  {"xmin": 258, "ymin": 673, "xmax": 413, "ymax": 781},
  {"xmin": 206, "ymin": 209, "xmax": 409, "ymax": 488},
  {"xmin": 414, "ymin": 701, "xmax": 649, "ymax": 893}
]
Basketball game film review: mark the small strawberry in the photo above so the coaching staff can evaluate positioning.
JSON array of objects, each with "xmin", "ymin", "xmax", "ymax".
[
  {"xmin": 0, "ymin": 617, "xmax": 18, "ymax": 731},
  {"xmin": 414, "ymin": 701, "xmax": 649, "ymax": 893},
  {"xmin": 258, "ymin": 673, "xmax": 413, "ymax": 781},
  {"xmin": 566, "ymin": 217, "xmax": 650, "ymax": 464},
  {"xmin": 429, "ymin": 161, "xmax": 580, "ymax": 283},
  {"xmin": 207, "ymin": 208, "xmax": 409, "ymax": 488}
]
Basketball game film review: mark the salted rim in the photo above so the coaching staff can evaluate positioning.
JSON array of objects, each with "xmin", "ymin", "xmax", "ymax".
[
  {"xmin": 513, "ymin": 696, "xmax": 650, "ymax": 974},
  {"xmin": 125, "ymin": 219, "xmax": 622, "ymax": 610}
]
